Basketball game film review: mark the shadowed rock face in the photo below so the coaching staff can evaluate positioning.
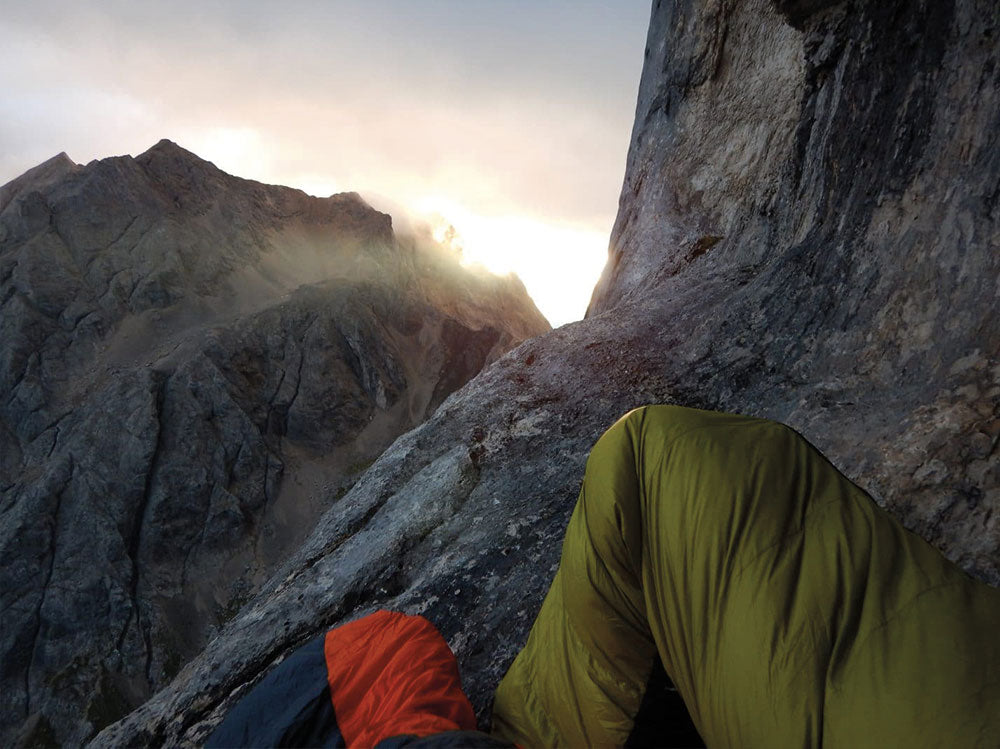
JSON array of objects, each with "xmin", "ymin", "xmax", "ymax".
[
  {"xmin": 16, "ymin": 0, "xmax": 1000, "ymax": 743},
  {"xmin": 0, "ymin": 141, "xmax": 549, "ymax": 746}
]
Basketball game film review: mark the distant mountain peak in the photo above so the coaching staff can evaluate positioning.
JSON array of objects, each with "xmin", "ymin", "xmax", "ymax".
[
  {"xmin": 0, "ymin": 133, "xmax": 549, "ymax": 746},
  {"xmin": 142, "ymin": 138, "xmax": 199, "ymax": 159},
  {"xmin": 0, "ymin": 150, "xmax": 79, "ymax": 212},
  {"xmin": 136, "ymin": 138, "xmax": 222, "ymax": 174},
  {"xmin": 46, "ymin": 151, "xmax": 76, "ymax": 169}
]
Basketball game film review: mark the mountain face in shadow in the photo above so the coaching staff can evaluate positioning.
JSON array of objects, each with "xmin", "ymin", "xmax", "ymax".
[{"xmin": 0, "ymin": 140, "xmax": 549, "ymax": 746}]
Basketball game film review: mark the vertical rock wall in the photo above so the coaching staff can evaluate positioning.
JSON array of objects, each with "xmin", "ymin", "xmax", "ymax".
[{"xmin": 593, "ymin": 0, "xmax": 999, "ymax": 579}]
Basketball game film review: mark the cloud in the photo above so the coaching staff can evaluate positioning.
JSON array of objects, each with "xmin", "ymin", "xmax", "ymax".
[{"xmin": 1, "ymin": 0, "xmax": 650, "ymax": 323}]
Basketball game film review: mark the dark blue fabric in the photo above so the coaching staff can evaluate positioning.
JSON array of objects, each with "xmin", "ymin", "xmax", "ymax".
[
  {"xmin": 374, "ymin": 731, "xmax": 516, "ymax": 749},
  {"xmin": 206, "ymin": 634, "xmax": 344, "ymax": 749}
]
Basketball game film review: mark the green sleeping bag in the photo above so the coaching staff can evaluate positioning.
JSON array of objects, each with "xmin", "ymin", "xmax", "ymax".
[{"xmin": 492, "ymin": 405, "xmax": 1000, "ymax": 747}]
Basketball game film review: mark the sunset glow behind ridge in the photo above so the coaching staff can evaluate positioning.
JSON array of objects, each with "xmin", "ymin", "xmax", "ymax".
[
  {"xmin": 0, "ymin": 1, "xmax": 650, "ymax": 327},
  {"xmin": 413, "ymin": 197, "xmax": 610, "ymax": 326}
]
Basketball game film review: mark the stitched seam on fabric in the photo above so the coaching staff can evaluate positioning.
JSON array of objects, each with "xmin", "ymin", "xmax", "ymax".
[
  {"xmin": 834, "ymin": 580, "xmax": 959, "ymax": 663},
  {"xmin": 730, "ymin": 494, "xmax": 845, "ymax": 580},
  {"xmin": 563, "ymin": 550, "xmax": 650, "ymax": 695},
  {"xmin": 519, "ymin": 620, "xmax": 572, "ymax": 744}
]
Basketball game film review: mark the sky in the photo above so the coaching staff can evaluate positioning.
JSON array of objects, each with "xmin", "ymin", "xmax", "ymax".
[{"xmin": 0, "ymin": 1, "xmax": 651, "ymax": 326}]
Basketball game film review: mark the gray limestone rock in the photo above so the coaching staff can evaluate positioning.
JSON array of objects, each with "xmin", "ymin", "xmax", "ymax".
[
  {"xmin": 0, "ymin": 142, "xmax": 548, "ymax": 746},
  {"xmin": 10, "ymin": 0, "xmax": 1000, "ymax": 744},
  {"xmin": 94, "ymin": 0, "xmax": 997, "ymax": 746}
]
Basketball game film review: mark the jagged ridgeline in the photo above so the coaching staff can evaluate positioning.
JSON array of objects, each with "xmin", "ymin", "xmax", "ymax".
[{"xmin": 0, "ymin": 140, "xmax": 549, "ymax": 746}]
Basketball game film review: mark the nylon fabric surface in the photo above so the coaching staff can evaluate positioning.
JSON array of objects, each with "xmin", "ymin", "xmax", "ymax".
[
  {"xmin": 205, "ymin": 634, "xmax": 343, "ymax": 748},
  {"xmin": 325, "ymin": 610, "xmax": 477, "ymax": 747},
  {"xmin": 491, "ymin": 405, "xmax": 1000, "ymax": 747}
]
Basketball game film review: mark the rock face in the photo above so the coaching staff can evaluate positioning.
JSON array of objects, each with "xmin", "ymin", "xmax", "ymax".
[
  {"xmin": 0, "ymin": 141, "xmax": 549, "ymax": 746},
  {"xmin": 592, "ymin": 0, "xmax": 999, "ymax": 578},
  {"xmin": 15, "ymin": 0, "xmax": 1000, "ymax": 743}
]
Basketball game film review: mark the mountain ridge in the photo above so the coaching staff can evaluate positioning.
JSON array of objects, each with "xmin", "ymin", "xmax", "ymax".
[{"xmin": 0, "ymin": 138, "xmax": 549, "ymax": 746}]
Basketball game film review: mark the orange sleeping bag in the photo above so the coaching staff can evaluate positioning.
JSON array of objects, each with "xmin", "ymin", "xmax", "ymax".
[
  {"xmin": 207, "ymin": 609, "xmax": 508, "ymax": 748},
  {"xmin": 324, "ymin": 610, "xmax": 477, "ymax": 746}
]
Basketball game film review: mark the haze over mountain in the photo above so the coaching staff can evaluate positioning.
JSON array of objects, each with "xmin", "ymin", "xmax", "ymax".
[{"xmin": 1, "ymin": 1, "xmax": 651, "ymax": 328}]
